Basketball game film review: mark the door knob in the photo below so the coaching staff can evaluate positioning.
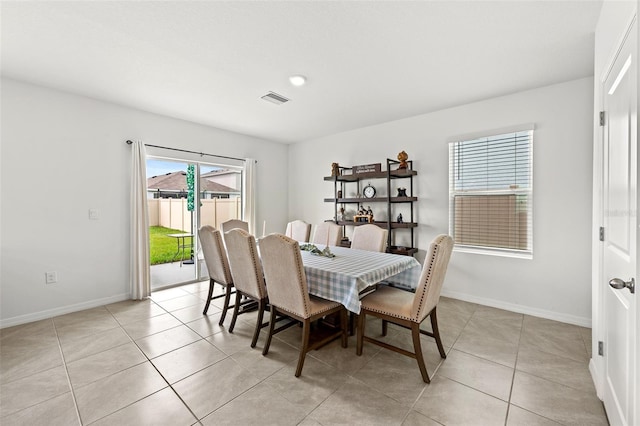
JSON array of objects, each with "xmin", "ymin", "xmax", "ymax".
[{"xmin": 609, "ymin": 277, "xmax": 636, "ymax": 294}]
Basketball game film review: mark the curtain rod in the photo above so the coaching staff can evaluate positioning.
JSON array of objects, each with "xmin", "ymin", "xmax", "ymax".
[{"xmin": 126, "ymin": 140, "xmax": 246, "ymax": 163}]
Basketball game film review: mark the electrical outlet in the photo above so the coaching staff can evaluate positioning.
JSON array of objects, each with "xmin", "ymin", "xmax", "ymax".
[
  {"xmin": 45, "ymin": 271, "xmax": 57, "ymax": 284},
  {"xmin": 89, "ymin": 209, "xmax": 99, "ymax": 220}
]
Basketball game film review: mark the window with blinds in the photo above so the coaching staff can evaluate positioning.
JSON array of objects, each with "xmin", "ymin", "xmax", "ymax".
[{"xmin": 449, "ymin": 129, "xmax": 533, "ymax": 257}]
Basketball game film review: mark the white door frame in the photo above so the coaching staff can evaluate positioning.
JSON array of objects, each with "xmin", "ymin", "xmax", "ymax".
[{"xmin": 591, "ymin": 10, "xmax": 639, "ymax": 426}]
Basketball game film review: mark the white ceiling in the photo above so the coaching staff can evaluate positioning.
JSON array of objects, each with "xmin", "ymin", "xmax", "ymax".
[{"xmin": 1, "ymin": 1, "xmax": 603, "ymax": 143}]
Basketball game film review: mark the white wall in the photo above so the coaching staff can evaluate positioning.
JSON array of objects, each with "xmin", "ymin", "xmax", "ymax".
[
  {"xmin": 289, "ymin": 77, "xmax": 594, "ymax": 326},
  {"xmin": 0, "ymin": 78, "xmax": 288, "ymax": 327}
]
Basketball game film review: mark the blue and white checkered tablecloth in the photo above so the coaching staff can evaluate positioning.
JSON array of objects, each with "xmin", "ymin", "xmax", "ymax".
[{"xmin": 300, "ymin": 245, "xmax": 422, "ymax": 314}]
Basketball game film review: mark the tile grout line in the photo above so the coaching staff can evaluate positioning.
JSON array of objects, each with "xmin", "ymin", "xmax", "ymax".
[
  {"xmin": 504, "ymin": 316, "xmax": 525, "ymax": 426},
  {"xmin": 117, "ymin": 325, "xmax": 203, "ymax": 425},
  {"xmin": 131, "ymin": 295, "xmax": 234, "ymax": 424},
  {"xmin": 72, "ymin": 308, "xmax": 151, "ymax": 425},
  {"xmin": 398, "ymin": 302, "xmax": 480, "ymax": 425},
  {"xmin": 52, "ymin": 317, "xmax": 84, "ymax": 426},
  {"xmin": 70, "ymin": 302, "xmax": 196, "ymax": 425}
]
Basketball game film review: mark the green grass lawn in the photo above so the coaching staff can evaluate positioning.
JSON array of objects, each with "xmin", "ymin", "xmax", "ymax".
[{"xmin": 150, "ymin": 226, "xmax": 193, "ymax": 265}]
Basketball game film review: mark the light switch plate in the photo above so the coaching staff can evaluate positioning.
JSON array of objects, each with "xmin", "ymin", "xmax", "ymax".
[
  {"xmin": 89, "ymin": 209, "xmax": 99, "ymax": 220},
  {"xmin": 45, "ymin": 271, "xmax": 57, "ymax": 284}
]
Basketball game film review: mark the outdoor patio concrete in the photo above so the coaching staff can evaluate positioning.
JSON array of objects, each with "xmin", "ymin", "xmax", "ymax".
[{"xmin": 151, "ymin": 259, "xmax": 206, "ymax": 290}]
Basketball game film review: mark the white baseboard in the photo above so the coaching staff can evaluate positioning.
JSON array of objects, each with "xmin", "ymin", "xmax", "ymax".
[
  {"xmin": 0, "ymin": 293, "xmax": 130, "ymax": 329},
  {"xmin": 440, "ymin": 289, "xmax": 592, "ymax": 328},
  {"xmin": 589, "ymin": 358, "xmax": 604, "ymax": 400}
]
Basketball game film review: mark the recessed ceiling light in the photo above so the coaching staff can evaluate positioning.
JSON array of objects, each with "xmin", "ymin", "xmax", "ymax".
[{"xmin": 289, "ymin": 75, "xmax": 307, "ymax": 86}]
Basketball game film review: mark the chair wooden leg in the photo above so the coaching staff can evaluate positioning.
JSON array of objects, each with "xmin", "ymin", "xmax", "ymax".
[
  {"xmin": 262, "ymin": 306, "xmax": 278, "ymax": 356},
  {"xmin": 356, "ymin": 311, "xmax": 366, "ymax": 356},
  {"xmin": 430, "ymin": 308, "xmax": 447, "ymax": 359},
  {"xmin": 349, "ymin": 312, "xmax": 356, "ymax": 335},
  {"xmin": 228, "ymin": 291, "xmax": 242, "ymax": 333},
  {"xmin": 382, "ymin": 319, "xmax": 388, "ymax": 336},
  {"xmin": 341, "ymin": 309, "xmax": 348, "ymax": 348},
  {"xmin": 251, "ymin": 299, "xmax": 266, "ymax": 348},
  {"xmin": 218, "ymin": 284, "xmax": 233, "ymax": 326},
  {"xmin": 411, "ymin": 322, "xmax": 430, "ymax": 383},
  {"xmin": 295, "ymin": 319, "xmax": 311, "ymax": 377},
  {"xmin": 203, "ymin": 278, "xmax": 215, "ymax": 314}
]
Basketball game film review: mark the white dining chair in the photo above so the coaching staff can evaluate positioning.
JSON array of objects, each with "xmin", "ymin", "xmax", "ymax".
[
  {"xmin": 224, "ymin": 228, "xmax": 268, "ymax": 347},
  {"xmin": 350, "ymin": 224, "xmax": 388, "ymax": 252},
  {"xmin": 356, "ymin": 234, "xmax": 454, "ymax": 383},
  {"xmin": 285, "ymin": 220, "xmax": 311, "ymax": 242},
  {"xmin": 259, "ymin": 233, "xmax": 348, "ymax": 377},
  {"xmin": 221, "ymin": 219, "xmax": 249, "ymax": 234},
  {"xmin": 198, "ymin": 225, "xmax": 234, "ymax": 325},
  {"xmin": 311, "ymin": 222, "xmax": 342, "ymax": 246}
]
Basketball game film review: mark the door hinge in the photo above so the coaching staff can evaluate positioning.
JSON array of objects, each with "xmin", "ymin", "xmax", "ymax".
[
  {"xmin": 599, "ymin": 227, "xmax": 605, "ymax": 241},
  {"xmin": 598, "ymin": 341, "xmax": 604, "ymax": 356},
  {"xmin": 599, "ymin": 111, "xmax": 606, "ymax": 126}
]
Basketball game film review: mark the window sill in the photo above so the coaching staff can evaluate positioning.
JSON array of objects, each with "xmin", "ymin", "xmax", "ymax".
[{"xmin": 453, "ymin": 245, "xmax": 533, "ymax": 260}]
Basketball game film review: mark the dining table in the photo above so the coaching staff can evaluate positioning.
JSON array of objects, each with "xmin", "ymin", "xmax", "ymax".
[{"xmin": 299, "ymin": 244, "xmax": 422, "ymax": 314}]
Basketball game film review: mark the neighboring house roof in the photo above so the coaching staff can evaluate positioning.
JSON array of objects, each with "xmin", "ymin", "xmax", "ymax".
[
  {"xmin": 201, "ymin": 168, "xmax": 240, "ymax": 179},
  {"xmin": 147, "ymin": 171, "xmax": 238, "ymax": 193}
]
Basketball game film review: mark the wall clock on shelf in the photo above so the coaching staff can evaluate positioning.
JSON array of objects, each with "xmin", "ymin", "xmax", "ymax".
[{"xmin": 363, "ymin": 183, "xmax": 376, "ymax": 198}]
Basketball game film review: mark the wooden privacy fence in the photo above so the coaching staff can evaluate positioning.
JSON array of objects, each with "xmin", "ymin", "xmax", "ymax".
[{"xmin": 148, "ymin": 198, "xmax": 242, "ymax": 232}]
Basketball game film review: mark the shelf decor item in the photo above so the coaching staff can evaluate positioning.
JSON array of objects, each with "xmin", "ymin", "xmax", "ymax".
[
  {"xmin": 331, "ymin": 162, "xmax": 341, "ymax": 177},
  {"xmin": 397, "ymin": 151, "xmax": 409, "ymax": 169},
  {"xmin": 353, "ymin": 214, "xmax": 373, "ymax": 223},
  {"xmin": 353, "ymin": 163, "xmax": 381, "ymax": 174},
  {"xmin": 363, "ymin": 183, "xmax": 376, "ymax": 198},
  {"xmin": 299, "ymin": 243, "xmax": 336, "ymax": 258}
]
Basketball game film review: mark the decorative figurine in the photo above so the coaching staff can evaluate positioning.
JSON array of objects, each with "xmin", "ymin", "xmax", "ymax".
[
  {"xmin": 331, "ymin": 162, "xmax": 341, "ymax": 176},
  {"xmin": 337, "ymin": 189, "xmax": 343, "ymax": 198},
  {"xmin": 397, "ymin": 151, "xmax": 409, "ymax": 169},
  {"xmin": 397, "ymin": 213, "xmax": 403, "ymax": 223},
  {"xmin": 397, "ymin": 187, "xmax": 407, "ymax": 197},
  {"xmin": 367, "ymin": 206, "xmax": 373, "ymax": 216}
]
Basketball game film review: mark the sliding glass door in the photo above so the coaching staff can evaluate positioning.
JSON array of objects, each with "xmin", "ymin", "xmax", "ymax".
[{"xmin": 147, "ymin": 156, "xmax": 243, "ymax": 290}]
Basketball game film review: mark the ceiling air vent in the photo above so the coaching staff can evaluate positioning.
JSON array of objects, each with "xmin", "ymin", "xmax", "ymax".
[{"xmin": 261, "ymin": 91, "xmax": 290, "ymax": 105}]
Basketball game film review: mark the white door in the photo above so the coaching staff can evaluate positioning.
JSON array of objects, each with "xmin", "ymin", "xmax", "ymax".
[{"xmin": 602, "ymin": 18, "xmax": 637, "ymax": 426}]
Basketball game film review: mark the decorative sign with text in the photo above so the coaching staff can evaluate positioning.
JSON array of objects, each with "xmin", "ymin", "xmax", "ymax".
[{"xmin": 353, "ymin": 163, "xmax": 382, "ymax": 174}]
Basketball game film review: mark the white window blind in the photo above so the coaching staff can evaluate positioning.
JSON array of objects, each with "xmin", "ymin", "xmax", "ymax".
[{"xmin": 449, "ymin": 130, "xmax": 533, "ymax": 257}]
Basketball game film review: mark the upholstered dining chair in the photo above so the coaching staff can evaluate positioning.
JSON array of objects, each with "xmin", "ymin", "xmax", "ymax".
[
  {"xmin": 198, "ymin": 225, "xmax": 234, "ymax": 325},
  {"xmin": 221, "ymin": 219, "xmax": 249, "ymax": 234},
  {"xmin": 285, "ymin": 220, "xmax": 312, "ymax": 242},
  {"xmin": 259, "ymin": 233, "xmax": 348, "ymax": 377},
  {"xmin": 356, "ymin": 234, "xmax": 454, "ymax": 383},
  {"xmin": 350, "ymin": 224, "xmax": 388, "ymax": 252},
  {"xmin": 223, "ymin": 228, "xmax": 268, "ymax": 347},
  {"xmin": 311, "ymin": 221, "xmax": 342, "ymax": 246}
]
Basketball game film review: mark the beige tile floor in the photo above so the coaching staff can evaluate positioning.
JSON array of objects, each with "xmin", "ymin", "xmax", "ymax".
[{"xmin": 0, "ymin": 282, "xmax": 608, "ymax": 426}]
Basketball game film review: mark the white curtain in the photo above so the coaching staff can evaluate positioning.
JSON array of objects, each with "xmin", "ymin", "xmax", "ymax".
[
  {"xmin": 243, "ymin": 158, "xmax": 257, "ymax": 235},
  {"xmin": 130, "ymin": 141, "xmax": 151, "ymax": 299}
]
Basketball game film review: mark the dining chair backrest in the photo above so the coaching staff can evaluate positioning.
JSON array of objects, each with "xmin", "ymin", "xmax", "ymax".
[
  {"xmin": 311, "ymin": 222, "xmax": 342, "ymax": 246},
  {"xmin": 221, "ymin": 219, "xmax": 249, "ymax": 234},
  {"xmin": 350, "ymin": 224, "xmax": 388, "ymax": 252},
  {"xmin": 223, "ymin": 228, "xmax": 267, "ymax": 301},
  {"xmin": 259, "ymin": 233, "xmax": 311, "ymax": 319},
  {"xmin": 285, "ymin": 220, "xmax": 311, "ymax": 242},
  {"xmin": 411, "ymin": 234, "xmax": 454, "ymax": 322},
  {"xmin": 198, "ymin": 225, "xmax": 233, "ymax": 286}
]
